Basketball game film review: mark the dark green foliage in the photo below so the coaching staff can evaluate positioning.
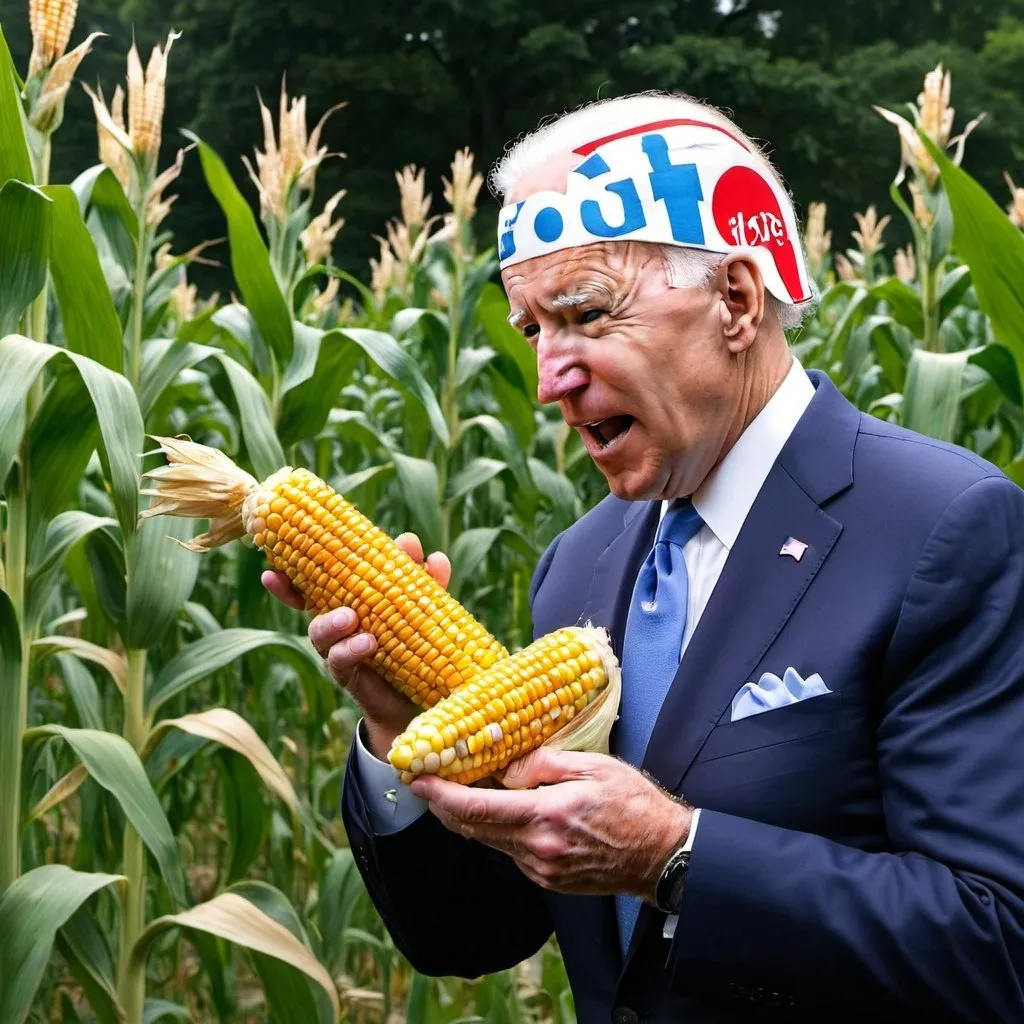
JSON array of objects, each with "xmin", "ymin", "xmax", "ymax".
[{"xmin": 7, "ymin": 0, "xmax": 1024, "ymax": 294}]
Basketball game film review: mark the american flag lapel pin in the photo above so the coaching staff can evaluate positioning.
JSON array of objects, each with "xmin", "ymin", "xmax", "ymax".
[{"xmin": 779, "ymin": 536, "xmax": 809, "ymax": 561}]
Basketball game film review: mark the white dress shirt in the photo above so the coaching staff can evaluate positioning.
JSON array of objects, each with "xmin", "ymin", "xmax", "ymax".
[{"xmin": 353, "ymin": 356, "xmax": 815, "ymax": 857}]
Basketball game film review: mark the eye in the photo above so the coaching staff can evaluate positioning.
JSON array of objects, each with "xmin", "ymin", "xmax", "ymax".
[
  {"xmin": 579, "ymin": 309, "xmax": 605, "ymax": 325},
  {"xmin": 523, "ymin": 323, "xmax": 540, "ymax": 338}
]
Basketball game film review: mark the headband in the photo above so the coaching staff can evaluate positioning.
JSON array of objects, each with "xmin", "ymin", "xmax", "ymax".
[{"xmin": 497, "ymin": 118, "xmax": 811, "ymax": 306}]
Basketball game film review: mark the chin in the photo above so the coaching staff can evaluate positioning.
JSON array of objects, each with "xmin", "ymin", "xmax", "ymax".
[{"xmin": 602, "ymin": 468, "xmax": 662, "ymax": 503}]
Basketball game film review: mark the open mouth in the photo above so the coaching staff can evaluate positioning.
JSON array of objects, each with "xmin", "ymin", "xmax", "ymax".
[{"xmin": 584, "ymin": 415, "xmax": 635, "ymax": 449}]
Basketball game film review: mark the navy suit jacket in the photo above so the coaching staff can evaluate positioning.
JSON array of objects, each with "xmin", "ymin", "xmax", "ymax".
[{"xmin": 342, "ymin": 371, "xmax": 1024, "ymax": 1022}]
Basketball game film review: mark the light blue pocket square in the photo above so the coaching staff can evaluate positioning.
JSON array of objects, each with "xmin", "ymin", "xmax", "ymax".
[{"xmin": 731, "ymin": 667, "xmax": 831, "ymax": 722}]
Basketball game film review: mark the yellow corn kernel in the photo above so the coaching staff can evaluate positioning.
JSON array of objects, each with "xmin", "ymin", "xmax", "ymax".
[{"xmin": 388, "ymin": 627, "xmax": 615, "ymax": 784}]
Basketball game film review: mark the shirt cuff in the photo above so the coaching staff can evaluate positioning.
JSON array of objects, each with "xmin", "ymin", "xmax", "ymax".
[
  {"xmin": 663, "ymin": 807, "xmax": 701, "ymax": 939},
  {"xmin": 353, "ymin": 720, "xmax": 429, "ymax": 835}
]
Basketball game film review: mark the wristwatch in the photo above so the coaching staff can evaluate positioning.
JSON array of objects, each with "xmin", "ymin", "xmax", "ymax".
[{"xmin": 654, "ymin": 844, "xmax": 691, "ymax": 914}]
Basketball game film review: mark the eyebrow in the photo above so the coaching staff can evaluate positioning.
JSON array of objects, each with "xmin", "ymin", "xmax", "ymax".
[
  {"xmin": 506, "ymin": 285, "xmax": 607, "ymax": 327},
  {"xmin": 551, "ymin": 291, "xmax": 594, "ymax": 308}
]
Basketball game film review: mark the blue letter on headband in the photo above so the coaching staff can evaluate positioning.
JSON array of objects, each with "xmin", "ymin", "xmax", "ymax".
[
  {"xmin": 643, "ymin": 134, "xmax": 704, "ymax": 245},
  {"xmin": 534, "ymin": 207, "xmax": 564, "ymax": 243},
  {"xmin": 580, "ymin": 178, "xmax": 646, "ymax": 239},
  {"xmin": 499, "ymin": 201, "xmax": 525, "ymax": 262}
]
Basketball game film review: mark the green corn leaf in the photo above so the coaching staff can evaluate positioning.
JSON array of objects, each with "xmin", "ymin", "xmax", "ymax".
[
  {"xmin": 0, "ymin": 180, "xmax": 51, "ymax": 334},
  {"xmin": 131, "ymin": 892, "xmax": 341, "ymax": 1023},
  {"xmin": 148, "ymin": 708, "xmax": 299, "ymax": 816},
  {"xmin": 143, "ymin": 999, "xmax": 191, "ymax": 1023},
  {"xmin": 186, "ymin": 132, "xmax": 293, "ymax": 366},
  {"xmin": 0, "ymin": 589, "xmax": 22, "ymax": 891},
  {"xmin": 337, "ymin": 328, "xmax": 449, "ymax": 446},
  {"xmin": 332, "ymin": 462, "xmax": 394, "ymax": 496},
  {"xmin": 278, "ymin": 327, "xmax": 362, "ymax": 447},
  {"xmin": 0, "ymin": 28, "xmax": 32, "ymax": 183},
  {"xmin": 218, "ymin": 752, "xmax": 266, "ymax": 884},
  {"xmin": 214, "ymin": 350, "xmax": 285, "ymax": 478},
  {"xmin": 967, "ymin": 344, "xmax": 1023, "ymax": 407},
  {"xmin": 43, "ymin": 185, "xmax": 125, "ymax": 372},
  {"xmin": 477, "ymin": 282, "xmax": 538, "ymax": 396},
  {"xmin": 447, "ymin": 457, "xmax": 507, "ymax": 502},
  {"xmin": 0, "ymin": 333, "xmax": 57, "ymax": 481},
  {"xmin": 27, "ymin": 512, "xmax": 118, "ymax": 628},
  {"xmin": 22, "ymin": 726, "xmax": 187, "ymax": 907},
  {"xmin": 489, "ymin": 368, "xmax": 537, "ymax": 451},
  {"xmin": 137, "ymin": 339, "xmax": 284, "ymax": 477},
  {"xmin": 57, "ymin": 906, "xmax": 123, "ymax": 1024},
  {"xmin": 146, "ymin": 628, "xmax": 323, "ymax": 717},
  {"xmin": 392, "ymin": 452, "xmax": 443, "ymax": 554},
  {"xmin": 0, "ymin": 337, "xmax": 142, "ymax": 536},
  {"xmin": 901, "ymin": 348, "xmax": 970, "ymax": 442},
  {"xmin": 0, "ymin": 865, "xmax": 124, "ymax": 1024},
  {"xmin": 456, "ymin": 345, "xmax": 498, "ymax": 387},
  {"xmin": 318, "ymin": 848, "xmax": 366, "ymax": 961},
  {"xmin": 55, "ymin": 652, "xmax": 105, "ymax": 731},
  {"xmin": 869, "ymin": 278, "xmax": 924, "ymax": 340},
  {"xmin": 460, "ymin": 414, "xmax": 532, "ymax": 491},
  {"xmin": 920, "ymin": 131, "xmax": 1024, "ymax": 404},
  {"xmin": 938, "ymin": 265, "xmax": 973, "ymax": 324},
  {"xmin": 85, "ymin": 165, "xmax": 139, "ymax": 276},
  {"xmin": 230, "ymin": 882, "xmax": 333, "ymax": 1024},
  {"xmin": 449, "ymin": 527, "xmax": 502, "ymax": 600},
  {"xmin": 124, "ymin": 515, "xmax": 199, "ymax": 650},
  {"xmin": 528, "ymin": 457, "xmax": 579, "ymax": 522}
]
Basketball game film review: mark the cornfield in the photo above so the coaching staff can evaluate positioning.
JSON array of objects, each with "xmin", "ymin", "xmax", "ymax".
[{"xmin": 0, "ymin": 5, "xmax": 1022, "ymax": 1022}]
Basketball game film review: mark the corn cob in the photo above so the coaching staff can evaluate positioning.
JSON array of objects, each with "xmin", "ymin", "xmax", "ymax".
[
  {"xmin": 388, "ymin": 625, "xmax": 620, "ymax": 785},
  {"xmin": 139, "ymin": 437, "xmax": 508, "ymax": 708}
]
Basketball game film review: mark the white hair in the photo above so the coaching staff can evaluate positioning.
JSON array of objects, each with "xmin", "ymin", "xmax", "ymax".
[{"xmin": 490, "ymin": 91, "xmax": 810, "ymax": 331}]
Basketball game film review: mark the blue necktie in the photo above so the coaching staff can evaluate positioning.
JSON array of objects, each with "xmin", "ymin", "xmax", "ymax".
[{"xmin": 613, "ymin": 499, "xmax": 703, "ymax": 954}]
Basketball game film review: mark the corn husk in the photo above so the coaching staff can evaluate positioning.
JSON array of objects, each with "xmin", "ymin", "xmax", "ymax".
[{"xmin": 537, "ymin": 625, "xmax": 621, "ymax": 759}]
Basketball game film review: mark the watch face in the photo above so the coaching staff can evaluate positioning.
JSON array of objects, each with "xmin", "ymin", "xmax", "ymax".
[{"xmin": 657, "ymin": 849, "xmax": 690, "ymax": 912}]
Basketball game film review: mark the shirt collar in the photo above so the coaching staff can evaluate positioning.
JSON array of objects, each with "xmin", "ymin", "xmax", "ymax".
[{"xmin": 683, "ymin": 355, "xmax": 814, "ymax": 550}]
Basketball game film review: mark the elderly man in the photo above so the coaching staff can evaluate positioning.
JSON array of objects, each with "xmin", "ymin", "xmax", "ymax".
[{"xmin": 267, "ymin": 93, "xmax": 1024, "ymax": 1020}]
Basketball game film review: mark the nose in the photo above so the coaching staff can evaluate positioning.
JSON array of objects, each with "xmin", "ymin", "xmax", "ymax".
[{"xmin": 535, "ymin": 334, "xmax": 588, "ymax": 405}]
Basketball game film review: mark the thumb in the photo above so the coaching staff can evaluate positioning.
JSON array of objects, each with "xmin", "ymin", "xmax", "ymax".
[{"xmin": 502, "ymin": 746, "xmax": 599, "ymax": 789}]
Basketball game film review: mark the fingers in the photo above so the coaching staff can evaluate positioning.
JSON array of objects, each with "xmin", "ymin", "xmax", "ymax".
[
  {"xmin": 393, "ymin": 532, "xmax": 424, "ymax": 563},
  {"xmin": 410, "ymin": 775, "xmax": 539, "ymax": 826},
  {"xmin": 395, "ymin": 533, "xmax": 452, "ymax": 589},
  {"xmin": 425, "ymin": 550, "xmax": 452, "ymax": 589},
  {"xmin": 501, "ymin": 747, "xmax": 605, "ymax": 789},
  {"xmin": 307, "ymin": 606, "xmax": 358, "ymax": 654},
  {"xmin": 261, "ymin": 570, "xmax": 305, "ymax": 610}
]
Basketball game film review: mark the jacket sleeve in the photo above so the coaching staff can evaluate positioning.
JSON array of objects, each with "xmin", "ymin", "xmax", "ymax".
[
  {"xmin": 668, "ymin": 475, "xmax": 1024, "ymax": 1020},
  {"xmin": 337, "ymin": 532, "xmax": 567, "ymax": 978}
]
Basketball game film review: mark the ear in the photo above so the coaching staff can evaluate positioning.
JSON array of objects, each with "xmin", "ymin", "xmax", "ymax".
[{"xmin": 715, "ymin": 255, "xmax": 765, "ymax": 352}]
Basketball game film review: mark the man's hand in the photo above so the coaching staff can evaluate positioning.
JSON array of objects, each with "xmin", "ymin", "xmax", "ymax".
[
  {"xmin": 261, "ymin": 532, "xmax": 452, "ymax": 760},
  {"xmin": 409, "ymin": 748, "xmax": 691, "ymax": 902}
]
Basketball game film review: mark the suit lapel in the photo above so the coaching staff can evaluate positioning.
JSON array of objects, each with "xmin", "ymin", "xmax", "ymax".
[
  {"xmin": 579, "ymin": 499, "xmax": 660, "ymax": 655},
  {"xmin": 639, "ymin": 466, "xmax": 842, "ymax": 793},
  {"xmin": 639, "ymin": 372, "xmax": 856, "ymax": 795}
]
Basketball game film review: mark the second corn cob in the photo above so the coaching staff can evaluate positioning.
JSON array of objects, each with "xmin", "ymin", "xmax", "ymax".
[
  {"xmin": 139, "ymin": 436, "xmax": 508, "ymax": 708},
  {"xmin": 388, "ymin": 625, "xmax": 621, "ymax": 785}
]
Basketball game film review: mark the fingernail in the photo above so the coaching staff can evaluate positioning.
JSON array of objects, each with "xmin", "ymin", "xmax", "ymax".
[
  {"xmin": 331, "ymin": 609, "xmax": 354, "ymax": 629},
  {"xmin": 350, "ymin": 634, "xmax": 373, "ymax": 654}
]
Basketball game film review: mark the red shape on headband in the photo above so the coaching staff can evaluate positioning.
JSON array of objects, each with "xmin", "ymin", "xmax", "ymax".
[
  {"xmin": 711, "ymin": 166, "xmax": 808, "ymax": 303},
  {"xmin": 573, "ymin": 118, "xmax": 751, "ymax": 156}
]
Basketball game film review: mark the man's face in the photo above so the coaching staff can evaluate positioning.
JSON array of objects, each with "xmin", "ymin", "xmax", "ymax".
[{"xmin": 501, "ymin": 232, "xmax": 746, "ymax": 502}]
